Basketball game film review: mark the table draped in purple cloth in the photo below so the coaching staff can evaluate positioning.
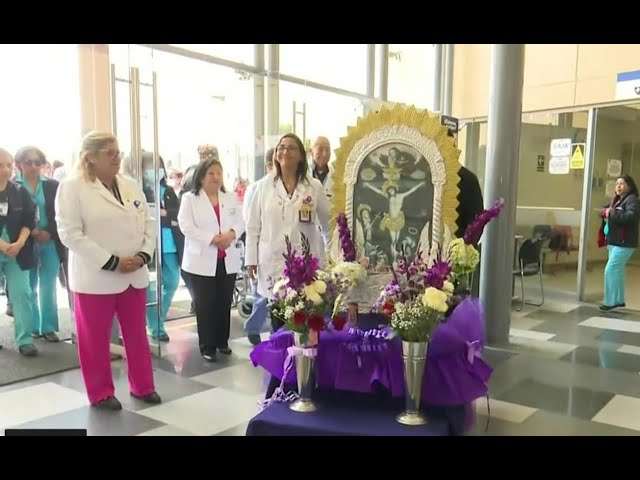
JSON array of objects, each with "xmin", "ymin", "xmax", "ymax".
[{"xmin": 249, "ymin": 297, "xmax": 492, "ymax": 407}]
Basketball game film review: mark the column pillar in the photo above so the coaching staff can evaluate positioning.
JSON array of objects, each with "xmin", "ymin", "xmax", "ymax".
[{"xmin": 479, "ymin": 44, "xmax": 526, "ymax": 344}]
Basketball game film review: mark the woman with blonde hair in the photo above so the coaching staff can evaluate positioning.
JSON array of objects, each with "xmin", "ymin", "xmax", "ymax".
[{"xmin": 55, "ymin": 132, "xmax": 161, "ymax": 410}]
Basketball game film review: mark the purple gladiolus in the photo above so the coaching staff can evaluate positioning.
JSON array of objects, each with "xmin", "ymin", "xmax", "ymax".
[
  {"xmin": 336, "ymin": 213, "xmax": 357, "ymax": 262},
  {"xmin": 464, "ymin": 198, "xmax": 505, "ymax": 246}
]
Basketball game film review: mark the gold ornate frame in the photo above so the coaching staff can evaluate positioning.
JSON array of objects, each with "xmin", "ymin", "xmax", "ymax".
[{"xmin": 330, "ymin": 105, "xmax": 461, "ymax": 260}]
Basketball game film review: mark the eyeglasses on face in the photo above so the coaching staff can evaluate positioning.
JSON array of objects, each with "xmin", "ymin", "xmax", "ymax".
[
  {"xmin": 277, "ymin": 145, "xmax": 299, "ymax": 153},
  {"xmin": 99, "ymin": 149, "xmax": 121, "ymax": 159},
  {"xmin": 23, "ymin": 158, "xmax": 43, "ymax": 167}
]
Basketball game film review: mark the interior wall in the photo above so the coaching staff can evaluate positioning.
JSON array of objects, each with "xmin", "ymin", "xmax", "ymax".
[{"xmin": 452, "ymin": 44, "xmax": 640, "ymax": 119}]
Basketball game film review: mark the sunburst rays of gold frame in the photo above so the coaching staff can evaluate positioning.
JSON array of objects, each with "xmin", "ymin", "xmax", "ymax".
[{"xmin": 330, "ymin": 105, "xmax": 461, "ymax": 244}]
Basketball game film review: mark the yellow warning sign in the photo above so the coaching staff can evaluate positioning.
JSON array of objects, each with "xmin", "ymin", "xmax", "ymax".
[{"xmin": 570, "ymin": 143, "xmax": 585, "ymax": 169}]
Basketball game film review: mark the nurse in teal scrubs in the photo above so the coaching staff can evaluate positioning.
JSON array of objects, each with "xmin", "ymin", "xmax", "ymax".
[
  {"xmin": 15, "ymin": 146, "xmax": 63, "ymax": 342},
  {"xmin": 0, "ymin": 148, "xmax": 37, "ymax": 355},
  {"xmin": 141, "ymin": 153, "xmax": 183, "ymax": 342}
]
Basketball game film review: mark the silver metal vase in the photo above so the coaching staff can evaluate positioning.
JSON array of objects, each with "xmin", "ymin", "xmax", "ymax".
[
  {"xmin": 289, "ymin": 331, "xmax": 318, "ymax": 413},
  {"xmin": 396, "ymin": 340, "xmax": 428, "ymax": 425}
]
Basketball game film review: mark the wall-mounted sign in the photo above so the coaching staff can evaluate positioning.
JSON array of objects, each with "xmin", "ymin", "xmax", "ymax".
[
  {"xmin": 570, "ymin": 143, "xmax": 585, "ymax": 170},
  {"xmin": 440, "ymin": 115, "xmax": 459, "ymax": 134},
  {"xmin": 549, "ymin": 156, "xmax": 570, "ymax": 175},
  {"xmin": 607, "ymin": 159, "xmax": 622, "ymax": 177},
  {"xmin": 537, "ymin": 155, "xmax": 545, "ymax": 172},
  {"xmin": 550, "ymin": 138, "xmax": 572, "ymax": 157},
  {"xmin": 616, "ymin": 70, "xmax": 640, "ymax": 101}
]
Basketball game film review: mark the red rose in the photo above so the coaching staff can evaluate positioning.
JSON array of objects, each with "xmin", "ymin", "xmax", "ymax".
[
  {"xmin": 332, "ymin": 314, "xmax": 347, "ymax": 331},
  {"xmin": 308, "ymin": 314, "xmax": 325, "ymax": 332},
  {"xmin": 293, "ymin": 311, "xmax": 307, "ymax": 326},
  {"xmin": 382, "ymin": 301, "xmax": 395, "ymax": 316}
]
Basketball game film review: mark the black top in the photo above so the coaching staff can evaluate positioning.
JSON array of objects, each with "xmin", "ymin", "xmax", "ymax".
[
  {"xmin": 0, "ymin": 181, "xmax": 36, "ymax": 270},
  {"xmin": 179, "ymin": 164, "xmax": 197, "ymax": 198},
  {"xmin": 607, "ymin": 193, "xmax": 640, "ymax": 248},
  {"xmin": 455, "ymin": 166, "xmax": 484, "ymax": 241},
  {"xmin": 18, "ymin": 177, "xmax": 67, "ymax": 263}
]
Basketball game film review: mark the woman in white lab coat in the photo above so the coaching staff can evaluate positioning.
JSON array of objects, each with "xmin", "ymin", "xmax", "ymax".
[
  {"xmin": 245, "ymin": 133, "xmax": 330, "ymax": 331},
  {"xmin": 178, "ymin": 157, "xmax": 244, "ymax": 362},
  {"xmin": 55, "ymin": 132, "xmax": 160, "ymax": 410}
]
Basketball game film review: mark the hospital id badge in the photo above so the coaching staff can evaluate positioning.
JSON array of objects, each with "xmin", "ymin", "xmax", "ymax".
[
  {"xmin": 0, "ymin": 202, "xmax": 8, "ymax": 217},
  {"xmin": 299, "ymin": 204, "xmax": 312, "ymax": 223},
  {"xmin": 35, "ymin": 207, "xmax": 40, "ymax": 223}
]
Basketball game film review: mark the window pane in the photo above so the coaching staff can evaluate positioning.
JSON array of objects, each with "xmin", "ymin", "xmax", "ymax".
[
  {"xmin": 151, "ymin": 50, "xmax": 255, "ymax": 182},
  {"xmin": 280, "ymin": 44, "xmax": 368, "ymax": 94},
  {"xmin": 278, "ymin": 80, "xmax": 364, "ymax": 157},
  {"xmin": 170, "ymin": 44, "xmax": 255, "ymax": 66},
  {"xmin": 0, "ymin": 44, "xmax": 81, "ymax": 162},
  {"xmin": 388, "ymin": 44, "xmax": 436, "ymax": 110}
]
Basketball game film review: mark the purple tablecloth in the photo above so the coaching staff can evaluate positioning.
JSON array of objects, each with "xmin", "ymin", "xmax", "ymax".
[
  {"xmin": 246, "ymin": 389, "xmax": 453, "ymax": 436},
  {"xmin": 250, "ymin": 298, "xmax": 492, "ymax": 407}
]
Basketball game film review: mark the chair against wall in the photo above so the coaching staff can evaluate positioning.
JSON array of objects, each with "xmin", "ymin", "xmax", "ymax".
[{"xmin": 513, "ymin": 238, "xmax": 544, "ymax": 312}]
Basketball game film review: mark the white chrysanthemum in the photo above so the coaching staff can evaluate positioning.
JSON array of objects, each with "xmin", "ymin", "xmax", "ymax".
[
  {"xmin": 449, "ymin": 239, "xmax": 480, "ymax": 272},
  {"xmin": 332, "ymin": 261, "xmax": 367, "ymax": 287},
  {"xmin": 286, "ymin": 288, "xmax": 298, "ymax": 301},
  {"xmin": 272, "ymin": 278, "xmax": 289, "ymax": 296}
]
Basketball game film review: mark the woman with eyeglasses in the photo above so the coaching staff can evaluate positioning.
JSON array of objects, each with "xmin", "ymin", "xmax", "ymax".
[
  {"xmin": 245, "ymin": 133, "xmax": 331, "ymax": 333},
  {"xmin": 55, "ymin": 132, "xmax": 161, "ymax": 410},
  {"xmin": 15, "ymin": 146, "xmax": 67, "ymax": 343},
  {"xmin": 0, "ymin": 148, "xmax": 37, "ymax": 355}
]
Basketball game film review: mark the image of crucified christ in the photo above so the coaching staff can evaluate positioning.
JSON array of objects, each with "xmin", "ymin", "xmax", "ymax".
[{"xmin": 363, "ymin": 181, "xmax": 426, "ymax": 263}]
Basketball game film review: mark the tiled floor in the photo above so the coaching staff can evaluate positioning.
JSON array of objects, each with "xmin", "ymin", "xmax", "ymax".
[{"xmin": 2, "ymin": 292, "xmax": 640, "ymax": 435}]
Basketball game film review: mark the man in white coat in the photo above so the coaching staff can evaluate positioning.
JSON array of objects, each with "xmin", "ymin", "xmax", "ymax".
[{"xmin": 309, "ymin": 136, "xmax": 334, "ymax": 200}]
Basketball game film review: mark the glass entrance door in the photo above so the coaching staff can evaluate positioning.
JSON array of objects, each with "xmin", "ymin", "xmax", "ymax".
[
  {"xmin": 583, "ymin": 104, "xmax": 640, "ymax": 310},
  {"xmin": 109, "ymin": 45, "xmax": 164, "ymax": 357}
]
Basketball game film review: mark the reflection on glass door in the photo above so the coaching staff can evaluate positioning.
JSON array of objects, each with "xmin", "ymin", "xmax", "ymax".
[
  {"xmin": 109, "ymin": 44, "xmax": 164, "ymax": 357},
  {"xmin": 110, "ymin": 45, "xmax": 257, "ymax": 357},
  {"xmin": 584, "ymin": 104, "xmax": 640, "ymax": 310},
  {"xmin": 514, "ymin": 112, "xmax": 589, "ymax": 303}
]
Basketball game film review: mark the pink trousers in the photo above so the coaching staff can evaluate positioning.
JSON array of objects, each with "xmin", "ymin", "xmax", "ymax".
[{"xmin": 73, "ymin": 286, "xmax": 155, "ymax": 404}]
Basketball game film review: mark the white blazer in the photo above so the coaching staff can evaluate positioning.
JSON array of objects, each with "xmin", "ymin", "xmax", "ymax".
[
  {"xmin": 55, "ymin": 174, "xmax": 156, "ymax": 295},
  {"xmin": 178, "ymin": 190, "xmax": 245, "ymax": 277},
  {"xmin": 245, "ymin": 177, "xmax": 330, "ymax": 298}
]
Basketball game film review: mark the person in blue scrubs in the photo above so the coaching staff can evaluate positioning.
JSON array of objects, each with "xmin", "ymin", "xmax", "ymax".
[
  {"xmin": 599, "ymin": 174, "xmax": 640, "ymax": 311},
  {"xmin": 15, "ymin": 146, "xmax": 65, "ymax": 342},
  {"xmin": 0, "ymin": 148, "xmax": 37, "ymax": 355},
  {"xmin": 141, "ymin": 152, "xmax": 184, "ymax": 342}
]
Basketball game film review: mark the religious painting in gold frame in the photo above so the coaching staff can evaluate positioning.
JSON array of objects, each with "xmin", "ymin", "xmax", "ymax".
[{"xmin": 329, "ymin": 105, "xmax": 461, "ymax": 268}]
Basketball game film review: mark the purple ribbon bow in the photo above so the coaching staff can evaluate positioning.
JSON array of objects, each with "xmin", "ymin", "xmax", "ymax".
[
  {"xmin": 465, "ymin": 340, "xmax": 482, "ymax": 365},
  {"xmin": 259, "ymin": 345, "xmax": 318, "ymax": 410}
]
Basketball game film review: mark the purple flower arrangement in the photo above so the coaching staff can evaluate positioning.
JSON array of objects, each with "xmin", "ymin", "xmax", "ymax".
[
  {"xmin": 282, "ymin": 234, "xmax": 320, "ymax": 291},
  {"xmin": 336, "ymin": 213, "xmax": 357, "ymax": 262}
]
